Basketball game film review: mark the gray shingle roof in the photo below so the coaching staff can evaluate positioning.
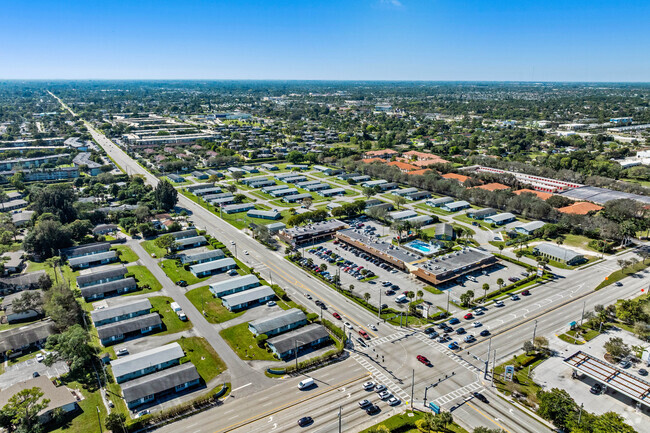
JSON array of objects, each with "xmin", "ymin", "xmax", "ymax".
[
  {"xmin": 180, "ymin": 249, "xmax": 224, "ymax": 264},
  {"xmin": 209, "ymin": 274, "xmax": 260, "ymax": 297},
  {"xmin": 96, "ymin": 313, "xmax": 162, "ymax": 340},
  {"xmin": 267, "ymin": 324, "xmax": 330, "ymax": 355},
  {"xmin": 111, "ymin": 343, "xmax": 185, "ymax": 379},
  {"xmin": 249, "ymin": 308, "xmax": 307, "ymax": 335},
  {"xmin": 121, "ymin": 363, "xmax": 200, "ymax": 403},
  {"xmin": 0, "ymin": 320, "xmax": 56, "ymax": 353},
  {"xmin": 76, "ymin": 266, "xmax": 127, "ymax": 287},
  {"xmin": 175, "ymin": 236, "xmax": 207, "ymax": 247},
  {"xmin": 68, "ymin": 250, "xmax": 117, "ymax": 267},
  {"xmin": 80, "ymin": 277, "xmax": 136, "ymax": 298},
  {"xmin": 222, "ymin": 285, "xmax": 275, "ymax": 306},
  {"xmin": 169, "ymin": 229, "xmax": 198, "ymax": 240},
  {"xmin": 533, "ymin": 243, "xmax": 583, "ymax": 262},
  {"xmin": 65, "ymin": 242, "xmax": 111, "ymax": 258},
  {"xmin": 90, "ymin": 299, "xmax": 152, "ymax": 324},
  {"xmin": 189, "ymin": 258, "xmax": 235, "ymax": 274}
]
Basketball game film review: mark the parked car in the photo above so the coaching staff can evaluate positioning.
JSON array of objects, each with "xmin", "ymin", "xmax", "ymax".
[
  {"xmin": 374, "ymin": 384, "xmax": 386, "ymax": 393},
  {"xmin": 448, "ymin": 342, "xmax": 459, "ymax": 350},
  {"xmin": 176, "ymin": 280, "xmax": 188, "ymax": 287},
  {"xmin": 464, "ymin": 313, "xmax": 473, "ymax": 320},
  {"xmin": 456, "ymin": 327, "xmax": 466, "ymax": 335},
  {"xmin": 116, "ymin": 348, "xmax": 129, "ymax": 356},
  {"xmin": 387, "ymin": 396, "xmax": 400, "ymax": 406},
  {"xmin": 417, "ymin": 355, "xmax": 432, "ymax": 366},
  {"xmin": 590, "ymin": 383, "xmax": 603, "ymax": 394},
  {"xmin": 449, "ymin": 318, "xmax": 460, "ymax": 325},
  {"xmin": 521, "ymin": 290, "xmax": 530, "ymax": 296}
]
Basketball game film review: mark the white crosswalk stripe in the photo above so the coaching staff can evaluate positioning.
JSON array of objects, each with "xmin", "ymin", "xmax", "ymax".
[
  {"xmin": 414, "ymin": 333, "xmax": 483, "ymax": 374},
  {"xmin": 364, "ymin": 331, "xmax": 409, "ymax": 348},
  {"xmin": 431, "ymin": 381, "xmax": 484, "ymax": 407},
  {"xmin": 351, "ymin": 353, "xmax": 411, "ymax": 402}
]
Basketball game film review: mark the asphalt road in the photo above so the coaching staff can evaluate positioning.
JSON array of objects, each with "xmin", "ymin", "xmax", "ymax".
[{"xmin": 52, "ymin": 93, "xmax": 647, "ymax": 433}]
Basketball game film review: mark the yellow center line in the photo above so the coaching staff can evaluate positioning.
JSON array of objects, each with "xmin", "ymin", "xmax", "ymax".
[
  {"xmin": 214, "ymin": 372, "xmax": 371, "ymax": 433},
  {"xmin": 466, "ymin": 402, "xmax": 513, "ymax": 433},
  {"xmin": 264, "ymin": 259, "xmax": 378, "ymax": 337}
]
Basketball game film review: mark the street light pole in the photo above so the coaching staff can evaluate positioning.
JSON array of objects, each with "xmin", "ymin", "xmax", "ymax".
[
  {"xmin": 410, "ymin": 369, "xmax": 415, "ymax": 410},
  {"xmin": 96, "ymin": 406, "xmax": 103, "ymax": 433},
  {"xmin": 532, "ymin": 319, "xmax": 538, "ymax": 343},
  {"xmin": 338, "ymin": 406, "xmax": 342, "ymax": 433},
  {"xmin": 580, "ymin": 301, "xmax": 586, "ymax": 326},
  {"xmin": 446, "ymin": 290, "xmax": 450, "ymax": 317}
]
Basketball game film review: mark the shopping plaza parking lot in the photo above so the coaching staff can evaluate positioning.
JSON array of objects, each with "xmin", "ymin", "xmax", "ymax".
[{"xmin": 305, "ymin": 234, "xmax": 529, "ymax": 314}]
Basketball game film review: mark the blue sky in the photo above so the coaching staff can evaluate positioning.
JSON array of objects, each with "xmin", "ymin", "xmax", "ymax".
[{"xmin": 1, "ymin": 0, "xmax": 648, "ymax": 81}]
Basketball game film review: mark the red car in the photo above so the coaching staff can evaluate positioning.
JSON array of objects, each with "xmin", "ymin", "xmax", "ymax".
[
  {"xmin": 332, "ymin": 312, "xmax": 342, "ymax": 320},
  {"xmin": 464, "ymin": 313, "xmax": 474, "ymax": 320},
  {"xmin": 359, "ymin": 330, "xmax": 370, "ymax": 340},
  {"xmin": 521, "ymin": 290, "xmax": 530, "ymax": 296},
  {"xmin": 417, "ymin": 355, "xmax": 431, "ymax": 366}
]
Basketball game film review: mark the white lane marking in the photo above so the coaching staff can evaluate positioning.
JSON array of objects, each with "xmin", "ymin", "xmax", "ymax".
[{"xmin": 231, "ymin": 382, "xmax": 252, "ymax": 392}]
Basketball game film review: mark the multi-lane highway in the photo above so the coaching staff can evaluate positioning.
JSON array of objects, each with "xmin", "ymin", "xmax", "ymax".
[{"xmin": 52, "ymin": 92, "xmax": 648, "ymax": 432}]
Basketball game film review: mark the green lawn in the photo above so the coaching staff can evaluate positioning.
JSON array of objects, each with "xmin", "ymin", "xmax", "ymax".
[
  {"xmin": 186, "ymin": 286, "xmax": 244, "ymax": 323},
  {"xmin": 140, "ymin": 240, "xmax": 168, "ymax": 258},
  {"xmin": 494, "ymin": 352, "xmax": 548, "ymax": 407},
  {"xmin": 453, "ymin": 213, "xmax": 492, "ymax": 231},
  {"xmin": 219, "ymin": 322, "xmax": 280, "ymax": 361},
  {"xmin": 149, "ymin": 296, "xmax": 193, "ymax": 334},
  {"xmin": 111, "ymin": 245, "xmax": 139, "ymax": 263},
  {"xmin": 160, "ymin": 259, "xmax": 207, "ymax": 285},
  {"xmin": 360, "ymin": 411, "xmax": 468, "ymax": 433},
  {"xmin": 423, "ymin": 286, "xmax": 443, "ymax": 295},
  {"xmin": 27, "ymin": 261, "xmax": 78, "ymax": 287},
  {"xmin": 596, "ymin": 259, "xmax": 650, "ymax": 290},
  {"xmin": 126, "ymin": 265, "xmax": 162, "ymax": 293},
  {"xmin": 48, "ymin": 380, "xmax": 108, "ymax": 433},
  {"xmin": 177, "ymin": 336, "xmax": 227, "ymax": 382}
]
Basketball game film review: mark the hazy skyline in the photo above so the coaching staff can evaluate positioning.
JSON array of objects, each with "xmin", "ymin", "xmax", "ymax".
[{"xmin": 2, "ymin": 0, "xmax": 649, "ymax": 81}]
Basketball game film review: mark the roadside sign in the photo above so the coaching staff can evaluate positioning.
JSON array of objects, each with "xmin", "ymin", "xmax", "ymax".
[
  {"xmin": 504, "ymin": 365, "xmax": 515, "ymax": 381},
  {"xmin": 536, "ymin": 267, "xmax": 543, "ymax": 277},
  {"xmin": 428, "ymin": 402, "xmax": 440, "ymax": 414}
]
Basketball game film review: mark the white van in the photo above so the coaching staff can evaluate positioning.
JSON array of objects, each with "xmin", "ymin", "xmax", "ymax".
[
  {"xmin": 298, "ymin": 378, "xmax": 314, "ymax": 390},
  {"xmin": 467, "ymin": 276, "xmax": 477, "ymax": 283},
  {"xmin": 170, "ymin": 302, "xmax": 182, "ymax": 312},
  {"xmin": 395, "ymin": 294, "xmax": 407, "ymax": 303}
]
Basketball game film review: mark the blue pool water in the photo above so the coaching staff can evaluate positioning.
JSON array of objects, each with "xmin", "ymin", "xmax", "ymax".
[{"xmin": 405, "ymin": 240, "xmax": 442, "ymax": 254}]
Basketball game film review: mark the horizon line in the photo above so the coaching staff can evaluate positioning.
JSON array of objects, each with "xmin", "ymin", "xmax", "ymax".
[{"xmin": 1, "ymin": 78, "xmax": 649, "ymax": 85}]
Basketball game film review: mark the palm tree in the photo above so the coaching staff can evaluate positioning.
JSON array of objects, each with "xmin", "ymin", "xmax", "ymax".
[
  {"xmin": 437, "ymin": 411, "xmax": 454, "ymax": 430},
  {"xmin": 364, "ymin": 292, "xmax": 371, "ymax": 302},
  {"xmin": 496, "ymin": 278, "xmax": 504, "ymax": 290},
  {"xmin": 482, "ymin": 283, "xmax": 490, "ymax": 301},
  {"xmin": 45, "ymin": 256, "xmax": 61, "ymax": 284},
  {"xmin": 349, "ymin": 284, "xmax": 354, "ymax": 293},
  {"xmin": 455, "ymin": 226, "xmax": 465, "ymax": 245},
  {"xmin": 515, "ymin": 250, "xmax": 524, "ymax": 260},
  {"xmin": 498, "ymin": 244, "xmax": 504, "ymax": 254},
  {"xmin": 417, "ymin": 290, "xmax": 424, "ymax": 301}
]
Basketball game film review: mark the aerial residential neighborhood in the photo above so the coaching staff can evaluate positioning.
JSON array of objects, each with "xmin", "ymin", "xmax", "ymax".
[{"xmin": 0, "ymin": 2, "xmax": 649, "ymax": 433}]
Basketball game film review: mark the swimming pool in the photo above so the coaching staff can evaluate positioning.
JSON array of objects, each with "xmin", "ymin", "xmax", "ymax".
[{"xmin": 404, "ymin": 240, "xmax": 443, "ymax": 256}]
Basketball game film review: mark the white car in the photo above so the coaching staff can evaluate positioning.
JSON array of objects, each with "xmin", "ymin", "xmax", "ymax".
[
  {"xmin": 358, "ymin": 399, "xmax": 371, "ymax": 407},
  {"xmin": 368, "ymin": 324, "xmax": 377, "ymax": 331},
  {"xmin": 244, "ymin": 250, "xmax": 249, "ymax": 255},
  {"xmin": 267, "ymin": 301, "xmax": 277, "ymax": 307},
  {"xmin": 134, "ymin": 410, "xmax": 150, "ymax": 419},
  {"xmin": 344, "ymin": 322, "xmax": 353, "ymax": 330},
  {"xmin": 374, "ymin": 384, "xmax": 386, "ymax": 393},
  {"xmin": 35, "ymin": 354, "xmax": 45, "ymax": 362},
  {"xmin": 304, "ymin": 293, "xmax": 312, "ymax": 299},
  {"xmin": 387, "ymin": 396, "xmax": 400, "ymax": 406},
  {"xmin": 362, "ymin": 381, "xmax": 375, "ymax": 390},
  {"xmin": 116, "ymin": 348, "xmax": 129, "ymax": 356},
  {"xmin": 378, "ymin": 391, "xmax": 391, "ymax": 400},
  {"xmin": 473, "ymin": 321, "xmax": 482, "ymax": 328}
]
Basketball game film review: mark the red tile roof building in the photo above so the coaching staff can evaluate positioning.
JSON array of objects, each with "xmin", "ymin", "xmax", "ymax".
[{"xmin": 558, "ymin": 202, "xmax": 603, "ymax": 215}]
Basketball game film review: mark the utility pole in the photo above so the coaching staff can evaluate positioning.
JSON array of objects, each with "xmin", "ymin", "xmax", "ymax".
[
  {"xmin": 446, "ymin": 290, "xmax": 450, "ymax": 317},
  {"xmin": 338, "ymin": 406, "xmax": 342, "ymax": 433},
  {"xmin": 97, "ymin": 406, "xmax": 103, "ymax": 433},
  {"xmin": 491, "ymin": 350, "xmax": 497, "ymax": 387},
  {"xmin": 485, "ymin": 337, "xmax": 492, "ymax": 379},
  {"xmin": 410, "ymin": 369, "xmax": 415, "ymax": 410},
  {"xmin": 580, "ymin": 300, "xmax": 586, "ymax": 326},
  {"xmin": 532, "ymin": 319, "xmax": 538, "ymax": 343},
  {"xmin": 378, "ymin": 289, "xmax": 382, "ymax": 319}
]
